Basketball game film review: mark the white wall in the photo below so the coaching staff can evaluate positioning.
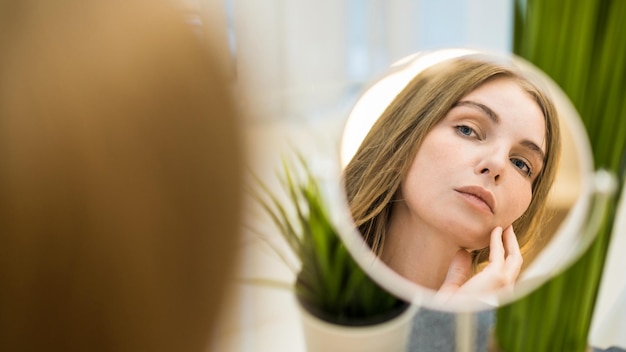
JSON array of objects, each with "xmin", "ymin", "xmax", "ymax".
[{"xmin": 226, "ymin": 0, "xmax": 513, "ymax": 122}]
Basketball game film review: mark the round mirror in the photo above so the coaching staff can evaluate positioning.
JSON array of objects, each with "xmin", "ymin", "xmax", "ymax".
[{"xmin": 332, "ymin": 49, "xmax": 604, "ymax": 311}]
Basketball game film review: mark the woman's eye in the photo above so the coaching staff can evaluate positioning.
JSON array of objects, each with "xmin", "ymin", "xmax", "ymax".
[
  {"xmin": 511, "ymin": 158, "xmax": 532, "ymax": 177},
  {"xmin": 455, "ymin": 125, "xmax": 476, "ymax": 137}
]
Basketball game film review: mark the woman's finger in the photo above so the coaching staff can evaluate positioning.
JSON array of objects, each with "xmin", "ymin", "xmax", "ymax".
[
  {"xmin": 502, "ymin": 225, "xmax": 521, "ymax": 257},
  {"xmin": 440, "ymin": 249, "xmax": 473, "ymax": 292},
  {"xmin": 488, "ymin": 226, "xmax": 505, "ymax": 266},
  {"xmin": 436, "ymin": 249, "xmax": 473, "ymax": 303},
  {"xmin": 502, "ymin": 225, "xmax": 523, "ymax": 282}
]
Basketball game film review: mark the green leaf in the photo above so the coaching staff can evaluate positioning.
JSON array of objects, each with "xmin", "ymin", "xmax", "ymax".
[{"xmin": 496, "ymin": 1, "xmax": 626, "ymax": 350}]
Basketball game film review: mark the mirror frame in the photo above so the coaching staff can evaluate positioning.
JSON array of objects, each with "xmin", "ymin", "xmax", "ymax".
[{"xmin": 329, "ymin": 49, "xmax": 600, "ymax": 311}]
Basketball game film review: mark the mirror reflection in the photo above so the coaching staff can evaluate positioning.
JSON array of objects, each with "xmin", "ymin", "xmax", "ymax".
[{"xmin": 339, "ymin": 50, "xmax": 589, "ymax": 309}]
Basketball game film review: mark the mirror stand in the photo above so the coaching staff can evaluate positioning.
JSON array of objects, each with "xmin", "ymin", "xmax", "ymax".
[{"xmin": 455, "ymin": 313, "xmax": 476, "ymax": 352}]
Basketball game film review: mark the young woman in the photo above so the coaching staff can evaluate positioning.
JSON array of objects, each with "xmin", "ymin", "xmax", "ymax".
[
  {"xmin": 0, "ymin": 1, "xmax": 242, "ymax": 351},
  {"xmin": 344, "ymin": 56, "xmax": 561, "ymax": 298}
]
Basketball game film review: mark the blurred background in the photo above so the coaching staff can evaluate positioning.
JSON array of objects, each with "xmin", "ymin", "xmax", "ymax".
[{"xmin": 199, "ymin": 1, "xmax": 517, "ymax": 351}]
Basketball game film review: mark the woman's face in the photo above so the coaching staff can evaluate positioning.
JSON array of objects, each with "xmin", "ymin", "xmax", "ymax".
[{"xmin": 399, "ymin": 77, "xmax": 546, "ymax": 250}]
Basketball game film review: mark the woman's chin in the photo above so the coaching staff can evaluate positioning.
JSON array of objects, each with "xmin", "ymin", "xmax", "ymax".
[
  {"xmin": 455, "ymin": 235, "xmax": 490, "ymax": 252},
  {"xmin": 443, "ymin": 225, "xmax": 491, "ymax": 250}
]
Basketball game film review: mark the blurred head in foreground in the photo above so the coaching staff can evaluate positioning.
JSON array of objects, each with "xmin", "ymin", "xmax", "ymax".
[{"xmin": 0, "ymin": 1, "xmax": 243, "ymax": 351}]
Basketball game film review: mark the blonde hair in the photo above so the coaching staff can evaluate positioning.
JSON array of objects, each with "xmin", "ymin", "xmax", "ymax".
[
  {"xmin": 344, "ymin": 57, "xmax": 561, "ymax": 268},
  {"xmin": 0, "ymin": 1, "xmax": 242, "ymax": 351}
]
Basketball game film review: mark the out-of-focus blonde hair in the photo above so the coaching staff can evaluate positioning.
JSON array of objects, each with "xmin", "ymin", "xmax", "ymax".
[
  {"xmin": 0, "ymin": 1, "xmax": 242, "ymax": 351},
  {"xmin": 344, "ymin": 56, "xmax": 561, "ymax": 268}
]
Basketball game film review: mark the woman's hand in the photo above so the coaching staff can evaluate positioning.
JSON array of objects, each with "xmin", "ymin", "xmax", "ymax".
[{"xmin": 436, "ymin": 226, "xmax": 523, "ymax": 303}]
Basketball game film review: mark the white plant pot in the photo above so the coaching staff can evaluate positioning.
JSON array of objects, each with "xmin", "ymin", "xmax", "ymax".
[{"xmin": 298, "ymin": 303, "xmax": 419, "ymax": 352}]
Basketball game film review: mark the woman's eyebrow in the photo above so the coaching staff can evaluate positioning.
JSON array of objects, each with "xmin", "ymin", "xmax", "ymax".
[
  {"xmin": 453, "ymin": 100, "xmax": 500, "ymax": 123},
  {"xmin": 521, "ymin": 140, "xmax": 546, "ymax": 162}
]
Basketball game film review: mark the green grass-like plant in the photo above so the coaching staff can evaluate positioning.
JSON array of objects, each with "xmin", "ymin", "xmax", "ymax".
[
  {"xmin": 496, "ymin": 1, "xmax": 626, "ymax": 351},
  {"xmin": 248, "ymin": 153, "xmax": 407, "ymax": 326}
]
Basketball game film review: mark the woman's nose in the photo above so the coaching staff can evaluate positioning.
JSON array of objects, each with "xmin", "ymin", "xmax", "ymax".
[{"xmin": 475, "ymin": 150, "xmax": 507, "ymax": 183}]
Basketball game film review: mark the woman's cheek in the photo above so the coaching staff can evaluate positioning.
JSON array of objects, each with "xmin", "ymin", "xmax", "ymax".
[{"xmin": 509, "ymin": 186, "xmax": 533, "ymax": 224}]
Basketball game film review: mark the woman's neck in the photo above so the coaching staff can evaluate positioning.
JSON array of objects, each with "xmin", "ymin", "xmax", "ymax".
[{"xmin": 381, "ymin": 202, "xmax": 463, "ymax": 290}]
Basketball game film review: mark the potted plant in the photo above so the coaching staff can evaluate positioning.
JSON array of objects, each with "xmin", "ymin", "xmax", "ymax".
[{"xmin": 248, "ymin": 153, "xmax": 415, "ymax": 352}]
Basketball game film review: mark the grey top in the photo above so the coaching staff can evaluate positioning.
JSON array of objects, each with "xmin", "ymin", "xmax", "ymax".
[{"xmin": 407, "ymin": 307, "xmax": 495, "ymax": 352}]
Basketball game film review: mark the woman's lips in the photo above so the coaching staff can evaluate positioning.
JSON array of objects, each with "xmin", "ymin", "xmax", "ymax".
[{"xmin": 454, "ymin": 186, "xmax": 495, "ymax": 214}]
